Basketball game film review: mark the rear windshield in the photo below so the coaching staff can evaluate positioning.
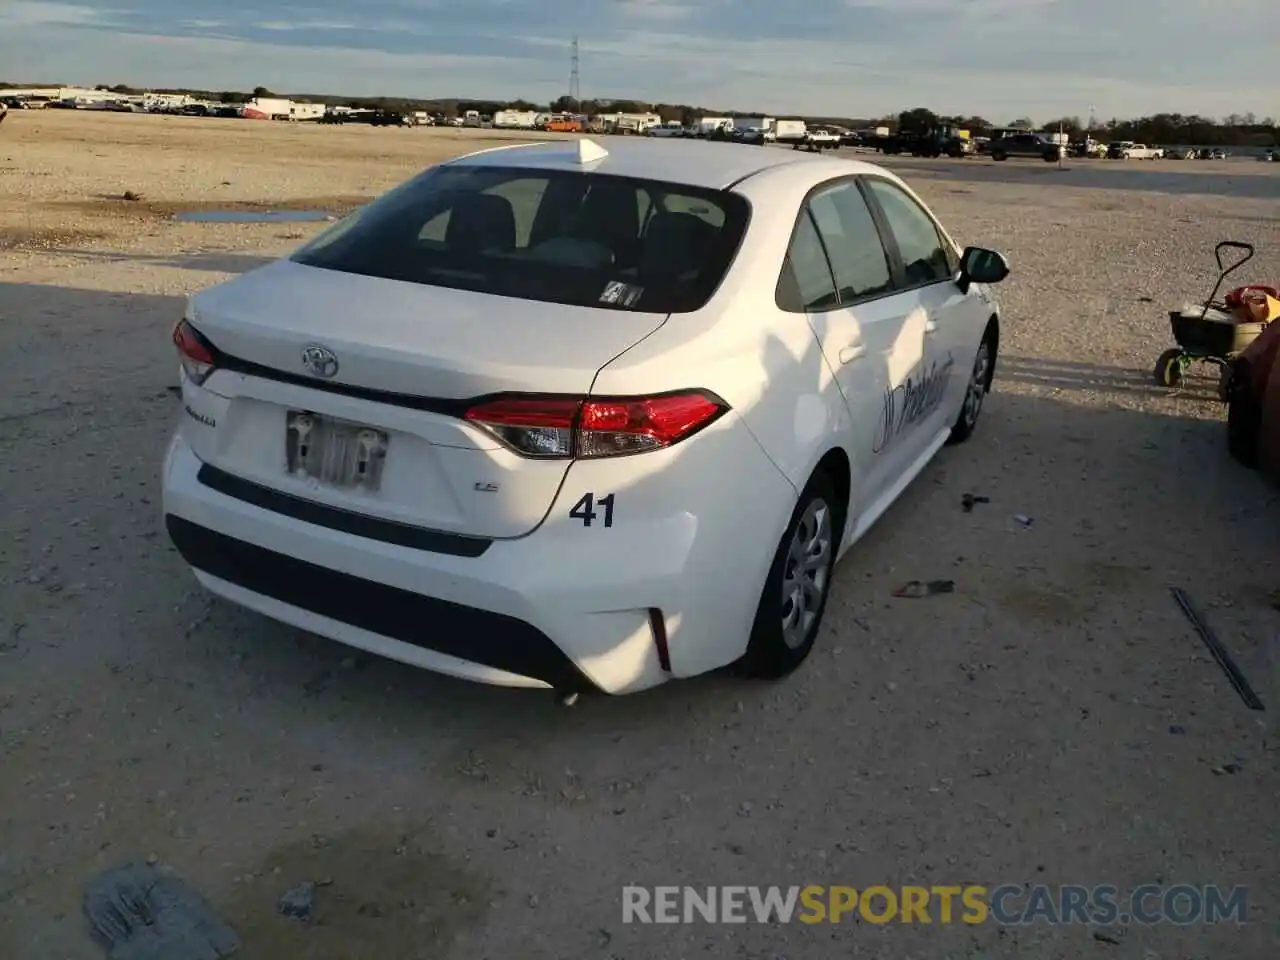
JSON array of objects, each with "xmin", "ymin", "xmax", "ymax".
[{"xmin": 291, "ymin": 164, "xmax": 751, "ymax": 313}]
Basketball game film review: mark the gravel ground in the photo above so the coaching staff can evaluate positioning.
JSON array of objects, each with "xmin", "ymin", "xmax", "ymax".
[{"xmin": 2, "ymin": 111, "xmax": 1278, "ymax": 960}]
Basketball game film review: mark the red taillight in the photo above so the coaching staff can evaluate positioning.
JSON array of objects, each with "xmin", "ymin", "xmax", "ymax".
[
  {"xmin": 173, "ymin": 319, "xmax": 217, "ymax": 386},
  {"xmin": 464, "ymin": 390, "xmax": 727, "ymax": 459}
]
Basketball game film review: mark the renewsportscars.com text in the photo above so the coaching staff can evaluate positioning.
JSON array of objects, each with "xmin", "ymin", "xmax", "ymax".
[{"xmin": 622, "ymin": 884, "xmax": 1248, "ymax": 926}]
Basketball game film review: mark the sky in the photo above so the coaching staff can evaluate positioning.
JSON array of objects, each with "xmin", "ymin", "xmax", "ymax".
[{"xmin": 0, "ymin": 1, "xmax": 1276, "ymax": 123}]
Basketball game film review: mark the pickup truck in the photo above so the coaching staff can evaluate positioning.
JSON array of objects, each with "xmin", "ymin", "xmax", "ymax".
[
  {"xmin": 989, "ymin": 133, "xmax": 1063, "ymax": 162},
  {"xmin": 1109, "ymin": 141, "xmax": 1162, "ymax": 159},
  {"xmin": 795, "ymin": 128, "xmax": 841, "ymax": 152}
]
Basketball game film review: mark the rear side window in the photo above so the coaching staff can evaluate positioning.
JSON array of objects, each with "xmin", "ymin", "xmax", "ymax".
[
  {"xmin": 776, "ymin": 213, "xmax": 838, "ymax": 312},
  {"xmin": 806, "ymin": 182, "xmax": 893, "ymax": 302},
  {"xmin": 863, "ymin": 179, "xmax": 952, "ymax": 287},
  {"xmin": 292, "ymin": 165, "xmax": 750, "ymax": 314}
]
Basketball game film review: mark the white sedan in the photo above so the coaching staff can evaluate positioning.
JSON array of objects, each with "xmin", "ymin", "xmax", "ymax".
[{"xmin": 162, "ymin": 137, "xmax": 1010, "ymax": 697}]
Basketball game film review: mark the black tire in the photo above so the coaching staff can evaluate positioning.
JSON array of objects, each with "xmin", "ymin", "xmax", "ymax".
[
  {"xmin": 1043, "ymin": 151, "xmax": 1058, "ymax": 162},
  {"xmin": 739, "ymin": 470, "xmax": 843, "ymax": 679},
  {"xmin": 948, "ymin": 331, "xmax": 996, "ymax": 444},
  {"xmin": 992, "ymin": 152, "xmax": 1007, "ymax": 162},
  {"xmin": 1227, "ymin": 368, "xmax": 1261, "ymax": 469},
  {"xmin": 1153, "ymin": 348, "xmax": 1184, "ymax": 387}
]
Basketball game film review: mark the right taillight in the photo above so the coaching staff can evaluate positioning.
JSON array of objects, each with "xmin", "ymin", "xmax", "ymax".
[
  {"xmin": 464, "ymin": 390, "xmax": 728, "ymax": 460},
  {"xmin": 173, "ymin": 318, "xmax": 217, "ymax": 386}
]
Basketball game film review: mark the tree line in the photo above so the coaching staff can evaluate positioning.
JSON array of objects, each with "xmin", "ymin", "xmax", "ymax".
[{"xmin": 4, "ymin": 81, "xmax": 1276, "ymax": 146}]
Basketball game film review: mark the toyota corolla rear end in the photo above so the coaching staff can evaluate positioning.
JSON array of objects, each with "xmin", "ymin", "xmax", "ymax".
[{"xmin": 161, "ymin": 150, "xmax": 796, "ymax": 694}]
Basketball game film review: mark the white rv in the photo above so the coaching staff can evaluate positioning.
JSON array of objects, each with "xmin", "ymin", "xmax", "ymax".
[
  {"xmin": 492, "ymin": 110, "xmax": 539, "ymax": 129},
  {"xmin": 287, "ymin": 102, "xmax": 326, "ymax": 122}
]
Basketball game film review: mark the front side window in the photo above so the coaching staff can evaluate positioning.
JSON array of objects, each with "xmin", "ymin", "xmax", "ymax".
[
  {"xmin": 292, "ymin": 165, "xmax": 750, "ymax": 314},
  {"xmin": 863, "ymin": 179, "xmax": 953, "ymax": 287}
]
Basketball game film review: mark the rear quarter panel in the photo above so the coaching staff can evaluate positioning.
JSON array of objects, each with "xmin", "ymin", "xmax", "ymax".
[{"xmin": 589, "ymin": 160, "xmax": 854, "ymax": 497}]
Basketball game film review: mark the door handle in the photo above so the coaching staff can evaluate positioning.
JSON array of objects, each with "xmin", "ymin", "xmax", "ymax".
[
  {"xmin": 838, "ymin": 344, "xmax": 867, "ymax": 364},
  {"xmin": 924, "ymin": 317, "xmax": 940, "ymax": 334}
]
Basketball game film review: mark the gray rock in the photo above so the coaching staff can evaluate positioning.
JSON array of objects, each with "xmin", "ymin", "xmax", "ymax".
[{"xmin": 277, "ymin": 881, "xmax": 315, "ymax": 921}]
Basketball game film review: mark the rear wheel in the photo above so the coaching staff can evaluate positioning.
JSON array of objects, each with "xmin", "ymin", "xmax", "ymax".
[
  {"xmin": 992, "ymin": 152, "xmax": 1007, "ymax": 161},
  {"xmin": 1153, "ymin": 348, "xmax": 1185, "ymax": 387},
  {"xmin": 739, "ymin": 471, "xmax": 842, "ymax": 679}
]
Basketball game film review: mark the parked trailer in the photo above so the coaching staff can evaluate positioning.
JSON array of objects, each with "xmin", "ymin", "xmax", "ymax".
[
  {"xmin": 772, "ymin": 119, "xmax": 807, "ymax": 145},
  {"xmin": 241, "ymin": 97, "xmax": 293, "ymax": 120}
]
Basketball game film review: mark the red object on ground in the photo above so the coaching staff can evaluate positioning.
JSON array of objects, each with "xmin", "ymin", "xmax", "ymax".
[{"xmin": 1225, "ymin": 285, "xmax": 1280, "ymax": 308}]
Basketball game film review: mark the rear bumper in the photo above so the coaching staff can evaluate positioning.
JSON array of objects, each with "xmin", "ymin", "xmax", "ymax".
[
  {"xmin": 161, "ymin": 424, "xmax": 795, "ymax": 694},
  {"xmin": 166, "ymin": 515, "xmax": 596, "ymax": 691}
]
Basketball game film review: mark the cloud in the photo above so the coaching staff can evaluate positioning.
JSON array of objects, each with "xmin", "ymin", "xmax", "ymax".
[
  {"xmin": 2, "ymin": 1, "xmax": 119, "ymax": 26},
  {"xmin": 0, "ymin": 0, "xmax": 1275, "ymax": 120}
]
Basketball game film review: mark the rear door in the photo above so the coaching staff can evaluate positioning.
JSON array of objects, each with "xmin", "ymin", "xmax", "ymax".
[
  {"xmin": 791, "ymin": 178, "xmax": 930, "ymax": 515},
  {"xmin": 862, "ymin": 176, "xmax": 983, "ymax": 441}
]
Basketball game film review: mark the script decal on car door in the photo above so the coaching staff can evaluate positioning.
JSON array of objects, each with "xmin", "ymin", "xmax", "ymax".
[{"xmin": 872, "ymin": 352, "xmax": 955, "ymax": 453}]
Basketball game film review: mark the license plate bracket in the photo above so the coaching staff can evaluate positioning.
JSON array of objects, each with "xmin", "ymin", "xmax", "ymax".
[{"xmin": 286, "ymin": 411, "xmax": 388, "ymax": 491}]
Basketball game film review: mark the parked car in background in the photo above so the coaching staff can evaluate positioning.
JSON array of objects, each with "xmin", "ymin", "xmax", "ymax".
[
  {"xmin": 646, "ymin": 121, "xmax": 689, "ymax": 138},
  {"xmin": 1165, "ymin": 146, "xmax": 1198, "ymax": 159},
  {"xmin": 1207, "ymin": 148, "xmax": 1228, "ymax": 160},
  {"xmin": 1260, "ymin": 150, "xmax": 1277, "ymax": 162},
  {"xmin": 989, "ymin": 133, "xmax": 1062, "ymax": 162},
  {"xmin": 162, "ymin": 138, "xmax": 1010, "ymax": 697}
]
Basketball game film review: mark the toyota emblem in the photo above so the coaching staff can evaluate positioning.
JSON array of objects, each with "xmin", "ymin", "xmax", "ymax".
[{"xmin": 301, "ymin": 344, "xmax": 339, "ymax": 379}]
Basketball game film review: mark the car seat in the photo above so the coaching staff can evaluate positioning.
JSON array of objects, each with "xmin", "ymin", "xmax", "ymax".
[{"xmin": 445, "ymin": 193, "xmax": 516, "ymax": 254}]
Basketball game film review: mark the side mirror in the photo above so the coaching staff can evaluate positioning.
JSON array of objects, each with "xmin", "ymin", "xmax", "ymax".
[{"xmin": 957, "ymin": 246, "xmax": 1010, "ymax": 292}]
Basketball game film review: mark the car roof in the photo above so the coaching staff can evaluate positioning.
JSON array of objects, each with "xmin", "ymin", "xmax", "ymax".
[{"xmin": 441, "ymin": 136, "xmax": 890, "ymax": 190}]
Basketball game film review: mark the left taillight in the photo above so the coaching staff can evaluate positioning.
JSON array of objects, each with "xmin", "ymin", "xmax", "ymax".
[
  {"xmin": 464, "ymin": 390, "xmax": 729, "ymax": 460},
  {"xmin": 173, "ymin": 319, "xmax": 217, "ymax": 386}
]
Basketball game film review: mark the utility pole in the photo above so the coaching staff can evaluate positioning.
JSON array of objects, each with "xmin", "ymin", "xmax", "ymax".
[{"xmin": 569, "ymin": 35, "xmax": 580, "ymax": 109}]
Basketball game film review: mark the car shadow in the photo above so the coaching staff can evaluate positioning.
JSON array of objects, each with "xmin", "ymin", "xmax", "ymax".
[
  {"xmin": 871, "ymin": 155, "xmax": 1280, "ymax": 199},
  {"xmin": 46, "ymin": 248, "xmax": 276, "ymax": 274}
]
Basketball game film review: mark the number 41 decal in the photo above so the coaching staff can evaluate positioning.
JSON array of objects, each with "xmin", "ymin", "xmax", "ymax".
[{"xmin": 570, "ymin": 492, "xmax": 615, "ymax": 527}]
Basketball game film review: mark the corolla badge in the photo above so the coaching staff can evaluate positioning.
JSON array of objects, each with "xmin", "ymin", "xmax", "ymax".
[{"xmin": 301, "ymin": 344, "xmax": 339, "ymax": 379}]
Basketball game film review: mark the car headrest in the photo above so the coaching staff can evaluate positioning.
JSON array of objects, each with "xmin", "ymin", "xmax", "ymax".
[
  {"xmin": 638, "ymin": 212, "xmax": 717, "ymax": 278},
  {"xmin": 445, "ymin": 192, "xmax": 516, "ymax": 253},
  {"xmin": 576, "ymin": 184, "xmax": 641, "ymax": 244}
]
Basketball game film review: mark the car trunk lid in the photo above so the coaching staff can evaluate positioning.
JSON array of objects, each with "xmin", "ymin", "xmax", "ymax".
[{"xmin": 181, "ymin": 259, "xmax": 667, "ymax": 540}]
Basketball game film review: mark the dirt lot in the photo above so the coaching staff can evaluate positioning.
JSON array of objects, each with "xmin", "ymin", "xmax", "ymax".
[{"xmin": 2, "ymin": 110, "xmax": 1278, "ymax": 959}]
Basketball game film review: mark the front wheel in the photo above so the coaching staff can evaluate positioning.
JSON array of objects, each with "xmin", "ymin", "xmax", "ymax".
[
  {"xmin": 739, "ymin": 471, "xmax": 842, "ymax": 679},
  {"xmin": 992, "ymin": 152, "xmax": 1007, "ymax": 161},
  {"xmin": 948, "ymin": 335, "xmax": 994, "ymax": 444}
]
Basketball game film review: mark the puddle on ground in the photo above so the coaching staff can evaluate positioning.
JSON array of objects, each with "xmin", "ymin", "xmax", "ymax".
[{"xmin": 174, "ymin": 210, "xmax": 337, "ymax": 224}]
